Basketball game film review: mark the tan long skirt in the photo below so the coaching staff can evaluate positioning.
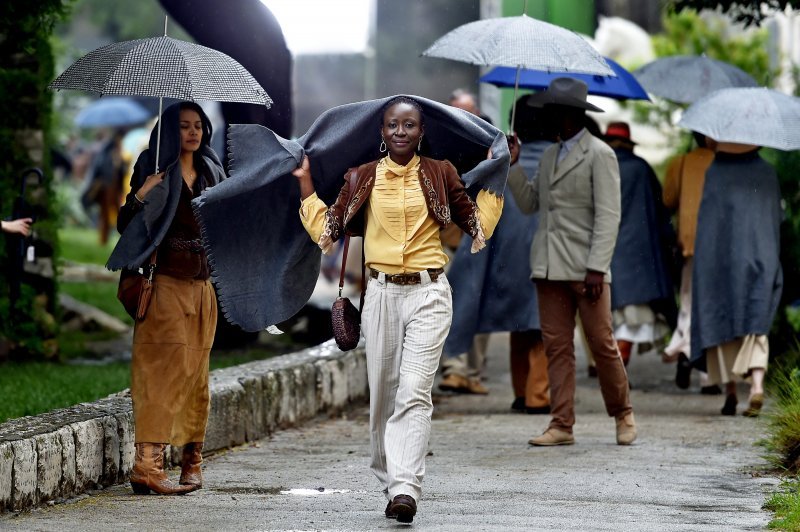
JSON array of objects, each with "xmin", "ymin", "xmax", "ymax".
[{"xmin": 131, "ymin": 274, "xmax": 217, "ymax": 445}]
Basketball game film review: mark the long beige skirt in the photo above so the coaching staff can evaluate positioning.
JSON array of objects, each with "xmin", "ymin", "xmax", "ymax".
[
  {"xmin": 131, "ymin": 274, "xmax": 217, "ymax": 445},
  {"xmin": 705, "ymin": 334, "xmax": 769, "ymax": 386}
]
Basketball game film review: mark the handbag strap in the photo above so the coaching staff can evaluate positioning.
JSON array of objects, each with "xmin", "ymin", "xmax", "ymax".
[
  {"xmin": 337, "ymin": 169, "xmax": 366, "ymax": 311},
  {"xmin": 338, "ymin": 236, "xmax": 350, "ymax": 297}
]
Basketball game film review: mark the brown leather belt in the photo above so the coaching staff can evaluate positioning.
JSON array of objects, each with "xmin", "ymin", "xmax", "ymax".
[
  {"xmin": 370, "ymin": 268, "xmax": 444, "ymax": 285},
  {"xmin": 165, "ymin": 237, "xmax": 204, "ymax": 253}
]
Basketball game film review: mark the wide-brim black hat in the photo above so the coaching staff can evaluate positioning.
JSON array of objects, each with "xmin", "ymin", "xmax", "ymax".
[{"xmin": 527, "ymin": 77, "xmax": 604, "ymax": 113}]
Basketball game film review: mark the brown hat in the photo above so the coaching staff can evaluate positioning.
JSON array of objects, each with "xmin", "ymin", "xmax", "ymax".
[
  {"xmin": 526, "ymin": 77, "xmax": 604, "ymax": 113},
  {"xmin": 604, "ymin": 122, "xmax": 636, "ymax": 144}
]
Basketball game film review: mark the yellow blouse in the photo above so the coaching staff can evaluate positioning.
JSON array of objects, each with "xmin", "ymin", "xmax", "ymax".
[{"xmin": 300, "ymin": 154, "xmax": 503, "ymax": 274}]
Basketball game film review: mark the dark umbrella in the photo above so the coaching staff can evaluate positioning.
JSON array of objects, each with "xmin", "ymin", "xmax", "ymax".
[
  {"xmin": 159, "ymin": 0, "xmax": 293, "ymax": 139},
  {"xmin": 49, "ymin": 18, "xmax": 272, "ymax": 173},
  {"xmin": 480, "ymin": 57, "xmax": 649, "ymax": 101},
  {"xmin": 633, "ymin": 55, "xmax": 758, "ymax": 104}
]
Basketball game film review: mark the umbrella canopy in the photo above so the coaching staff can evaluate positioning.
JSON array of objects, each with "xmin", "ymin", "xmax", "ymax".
[
  {"xmin": 633, "ymin": 55, "xmax": 758, "ymax": 104},
  {"xmin": 50, "ymin": 35, "xmax": 272, "ymax": 106},
  {"xmin": 480, "ymin": 57, "xmax": 649, "ymax": 101},
  {"xmin": 422, "ymin": 15, "xmax": 614, "ymax": 76},
  {"xmin": 74, "ymin": 97, "xmax": 152, "ymax": 128},
  {"xmin": 422, "ymin": 14, "xmax": 613, "ymax": 132},
  {"xmin": 678, "ymin": 87, "xmax": 800, "ymax": 151}
]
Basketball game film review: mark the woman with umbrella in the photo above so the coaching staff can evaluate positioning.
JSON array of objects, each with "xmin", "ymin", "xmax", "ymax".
[
  {"xmin": 689, "ymin": 140, "xmax": 782, "ymax": 417},
  {"xmin": 291, "ymin": 97, "xmax": 504, "ymax": 523},
  {"xmin": 108, "ymin": 102, "xmax": 226, "ymax": 495}
]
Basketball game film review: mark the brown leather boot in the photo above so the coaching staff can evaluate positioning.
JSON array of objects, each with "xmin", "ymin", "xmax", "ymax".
[
  {"xmin": 180, "ymin": 442, "xmax": 204, "ymax": 488},
  {"xmin": 130, "ymin": 443, "xmax": 196, "ymax": 495}
]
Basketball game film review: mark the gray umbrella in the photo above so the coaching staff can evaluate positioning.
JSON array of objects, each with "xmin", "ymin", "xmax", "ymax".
[
  {"xmin": 50, "ymin": 19, "xmax": 271, "ymax": 172},
  {"xmin": 422, "ymin": 14, "xmax": 613, "ymax": 131},
  {"xmin": 50, "ymin": 35, "xmax": 271, "ymax": 106},
  {"xmin": 678, "ymin": 87, "xmax": 800, "ymax": 151},
  {"xmin": 633, "ymin": 55, "xmax": 758, "ymax": 104}
]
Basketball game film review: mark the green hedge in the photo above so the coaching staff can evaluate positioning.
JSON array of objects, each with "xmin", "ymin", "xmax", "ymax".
[{"xmin": 0, "ymin": 2, "xmax": 70, "ymax": 359}]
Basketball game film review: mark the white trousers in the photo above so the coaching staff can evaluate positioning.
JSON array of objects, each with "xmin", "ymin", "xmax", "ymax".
[{"xmin": 362, "ymin": 270, "xmax": 452, "ymax": 502}]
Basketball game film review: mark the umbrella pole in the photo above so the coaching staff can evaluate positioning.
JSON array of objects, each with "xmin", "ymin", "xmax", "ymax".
[
  {"xmin": 509, "ymin": 65, "xmax": 521, "ymax": 134},
  {"xmin": 154, "ymin": 96, "xmax": 163, "ymax": 174}
]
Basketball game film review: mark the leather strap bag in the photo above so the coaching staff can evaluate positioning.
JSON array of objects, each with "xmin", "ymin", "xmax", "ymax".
[
  {"xmin": 330, "ymin": 169, "xmax": 365, "ymax": 351},
  {"xmin": 330, "ymin": 235, "xmax": 363, "ymax": 351},
  {"xmin": 117, "ymin": 249, "xmax": 157, "ymax": 321}
]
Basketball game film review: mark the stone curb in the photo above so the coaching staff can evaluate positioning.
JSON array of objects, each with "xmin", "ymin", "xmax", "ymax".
[{"xmin": 0, "ymin": 340, "xmax": 367, "ymax": 512}]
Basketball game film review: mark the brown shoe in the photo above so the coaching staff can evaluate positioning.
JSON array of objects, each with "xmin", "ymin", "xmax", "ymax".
[
  {"xmin": 466, "ymin": 377, "xmax": 489, "ymax": 395},
  {"xmin": 528, "ymin": 428, "xmax": 575, "ymax": 446},
  {"xmin": 389, "ymin": 494, "xmax": 417, "ymax": 524},
  {"xmin": 616, "ymin": 412, "xmax": 637, "ymax": 445},
  {"xmin": 385, "ymin": 500, "xmax": 396, "ymax": 519},
  {"xmin": 439, "ymin": 373, "xmax": 481, "ymax": 393},
  {"xmin": 742, "ymin": 393, "xmax": 764, "ymax": 417},
  {"xmin": 130, "ymin": 443, "xmax": 197, "ymax": 495},
  {"xmin": 180, "ymin": 442, "xmax": 204, "ymax": 488}
]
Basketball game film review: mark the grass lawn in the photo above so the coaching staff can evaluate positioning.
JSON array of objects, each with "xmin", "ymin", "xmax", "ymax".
[
  {"xmin": 0, "ymin": 345, "xmax": 285, "ymax": 424},
  {"xmin": 765, "ymin": 478, "xmax": 800, "ymax": 530},
  {"xmin": 59, "ymin": 226, "xmax": 117, "ymax": 266},
  {"xmin": 0, "ymin": 361, "xmax": 131, "ymax": 422}
]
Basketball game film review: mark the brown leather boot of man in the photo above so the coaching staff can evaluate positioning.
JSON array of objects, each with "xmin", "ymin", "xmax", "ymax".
[
  {"xmin": 180, "ymin": 442, "xmax": 204, "ymax": 488},
  {"xmin": 130, "ymin": 443, "xmax": 196, "ymax": 495}
]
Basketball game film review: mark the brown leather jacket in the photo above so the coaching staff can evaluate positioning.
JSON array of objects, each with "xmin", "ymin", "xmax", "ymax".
[{"xmin": 322, "ymin": 156, "xmax": 482, "ymax": 244}]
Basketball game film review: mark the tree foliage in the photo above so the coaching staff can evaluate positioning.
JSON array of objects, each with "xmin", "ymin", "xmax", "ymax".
[
  {"xmin": 0, "ymin": 1, "xmax": 70, "ymax": 359},
  {"xmin": 668, "ymin": 0, "xmax": 794, "ymax": 27}
]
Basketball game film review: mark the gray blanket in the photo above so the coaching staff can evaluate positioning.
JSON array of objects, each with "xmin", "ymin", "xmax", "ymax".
[
  {"xmin": 610, "ymin": 149, "xmax": 675, "ymax": 311},
  {"xmin": 690, "ymin": 150, "xmax": 783, "ymax": 368},
  {"xmin": 193, "ymin": 94, "xmax": 510, "ymax": 331}
]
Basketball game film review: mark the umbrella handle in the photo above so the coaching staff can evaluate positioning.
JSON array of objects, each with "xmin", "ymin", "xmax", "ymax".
[{"xmin": 18, "ymin": 168, "xmax": 44, "ymax": 199}]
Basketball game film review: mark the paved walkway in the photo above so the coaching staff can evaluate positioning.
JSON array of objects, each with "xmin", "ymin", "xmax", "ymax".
[{"xmin": 1, "ymin": 334, "xmax": 777, "ymax": 531}]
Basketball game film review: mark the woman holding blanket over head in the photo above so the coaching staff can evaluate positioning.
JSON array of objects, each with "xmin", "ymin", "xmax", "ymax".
[
  {"xmin": 292, "ymin": 97, "xmax": 503, "ymax": 523},
  {"xmin": 108, "ymin": 101, "xmax": 225, "ymax": 496}
]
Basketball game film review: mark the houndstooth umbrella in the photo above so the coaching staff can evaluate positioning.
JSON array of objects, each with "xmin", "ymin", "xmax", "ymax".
[
  {"xmin": 678, "ymin": 87, "xmax": 800, "ymax": 151},
  {"xmin": 50, "ymin": 35, "xmax": 271, "ymax": 106},
  {"xmin": 633, "ymin": 55, "xmax": 758, "ymax": 104},
  {"xmin": 422, "ymin": 14, "xmax": 613, "ymax": 131},
  {"xmin": 51, "ymin": 23, "xmax": 272, "ymax": 173}
]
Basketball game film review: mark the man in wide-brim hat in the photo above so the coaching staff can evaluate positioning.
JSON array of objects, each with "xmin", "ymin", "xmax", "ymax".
[{"xmin": 507, "ymin": 77, "xmax": 637, "ymax": 446}]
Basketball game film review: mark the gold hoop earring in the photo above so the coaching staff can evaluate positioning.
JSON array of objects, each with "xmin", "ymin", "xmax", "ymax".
[{"xmin": 379, "ymin": 138, "xmax": 387, "ymax": 152}]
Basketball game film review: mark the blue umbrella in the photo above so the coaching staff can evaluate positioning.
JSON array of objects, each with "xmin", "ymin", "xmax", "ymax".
[
  {"xmin": 75, "ymin": 97, "xmax": 153, "ymax": 128},
  {"xmin": 479, "ymin": 57, "xmax": 650, "ymax": 101}
]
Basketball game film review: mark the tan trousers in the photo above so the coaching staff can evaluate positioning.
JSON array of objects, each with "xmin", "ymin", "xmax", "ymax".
[
  {"xmin": 131, "ymin": 274, "xmax": 217, "ymax": 445},
  {"xmin": 509, "ymin": 330, "xmax": 549, "ymax": 408},
  {"xmin": 537, "ymin": 280, "xmax": 632, "ymax": 433}
]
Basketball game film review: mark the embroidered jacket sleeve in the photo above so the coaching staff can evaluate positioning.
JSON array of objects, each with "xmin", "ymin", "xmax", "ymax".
[
  {"xmin": 442, "ymin": 160, "xmax": 503, "ymax": 252},
  {"xmin": 298, "ymin": 172, "xmax": 352, "ymax": 255}
]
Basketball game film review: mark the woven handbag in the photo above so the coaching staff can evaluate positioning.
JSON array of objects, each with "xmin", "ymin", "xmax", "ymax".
[{"xmin": 331, "ymin": 235, "xmax": 363, "ymax": 351}]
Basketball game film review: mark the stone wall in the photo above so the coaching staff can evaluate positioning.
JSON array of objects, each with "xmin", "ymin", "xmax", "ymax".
[{"xmin": 0, "ymin": 340, "xmax": 367, "ymax": 512}]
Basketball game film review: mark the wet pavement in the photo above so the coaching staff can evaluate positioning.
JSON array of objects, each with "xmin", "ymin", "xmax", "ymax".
[{"xmin": 0, "ymin": 333, "xmax": 777, "ymax": 531}]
